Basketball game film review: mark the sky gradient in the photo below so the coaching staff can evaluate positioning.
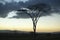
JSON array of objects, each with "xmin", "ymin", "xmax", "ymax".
[
  {"xmin": 0, "ymin": 13, "xmax": 60, "ymax": 32},
  {"xmin": 0, "ymin": 0, "xmax": 60, "ymax": 32}
]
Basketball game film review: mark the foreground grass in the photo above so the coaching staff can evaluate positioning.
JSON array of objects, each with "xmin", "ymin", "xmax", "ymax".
[{"xmin": 0, "ymin": 32, "xmax": 60, "ymax": 40}]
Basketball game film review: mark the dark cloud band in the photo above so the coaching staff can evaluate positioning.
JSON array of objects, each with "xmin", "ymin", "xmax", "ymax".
[{"xmin": 0, "ymin": 0, "xmax": 60, "ymax": 18}]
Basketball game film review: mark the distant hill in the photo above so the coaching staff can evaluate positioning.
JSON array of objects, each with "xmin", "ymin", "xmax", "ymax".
[
  {"xmin": 0, "ymin": 30, "xmax": 30, "ymax": 34},
  {"xmin": 0, "ymin": 30, "xmax": 60, "ymax": 34}
]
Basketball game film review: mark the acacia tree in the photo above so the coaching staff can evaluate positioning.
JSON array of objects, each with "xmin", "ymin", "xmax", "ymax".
[
  {"xmin": 27, "ymin": 3, "xmax": 51, "ymax": 33},
  {"xmin": 17, "ymin": 3, "xmax": 51, "ymax": 40}
]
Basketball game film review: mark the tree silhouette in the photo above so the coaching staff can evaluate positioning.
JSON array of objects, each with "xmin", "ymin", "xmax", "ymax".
[{"xmin": 17, "ymin": 3, "xmax": 51, "ymax": 40}]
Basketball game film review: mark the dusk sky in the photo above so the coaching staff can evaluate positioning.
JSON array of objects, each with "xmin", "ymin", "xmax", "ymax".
[{"xmin": 0, "ymin": 0, "xmax": 60, "ymax": 32}]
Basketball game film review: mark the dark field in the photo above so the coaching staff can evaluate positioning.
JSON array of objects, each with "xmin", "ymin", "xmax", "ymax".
[{"xmin": 0, "ymin": 31, "xmax": 60, "ymax": 40}]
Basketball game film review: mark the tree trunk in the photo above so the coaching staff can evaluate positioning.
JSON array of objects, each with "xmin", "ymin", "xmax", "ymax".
[{"xmin": 33, "ymin": 20, "xmax": 36, "ymax": 40}]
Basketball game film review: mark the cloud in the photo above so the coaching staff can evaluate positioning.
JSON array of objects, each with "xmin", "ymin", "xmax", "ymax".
[
  {"xmin": 0, "ymin": 0, "xmax": 60, "ymax": 18},
  {"xmin": 5, "ymin": 6, "xmax": 51, "ymax": 18},
  {"xmin": 0, "ymin": 1, "xmax": 26, "ymax": 18}
]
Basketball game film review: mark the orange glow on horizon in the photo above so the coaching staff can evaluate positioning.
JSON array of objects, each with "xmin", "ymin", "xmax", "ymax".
[{"xmin": 0, "ymin": 26, "xmax": 60, "ymax": 32}]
